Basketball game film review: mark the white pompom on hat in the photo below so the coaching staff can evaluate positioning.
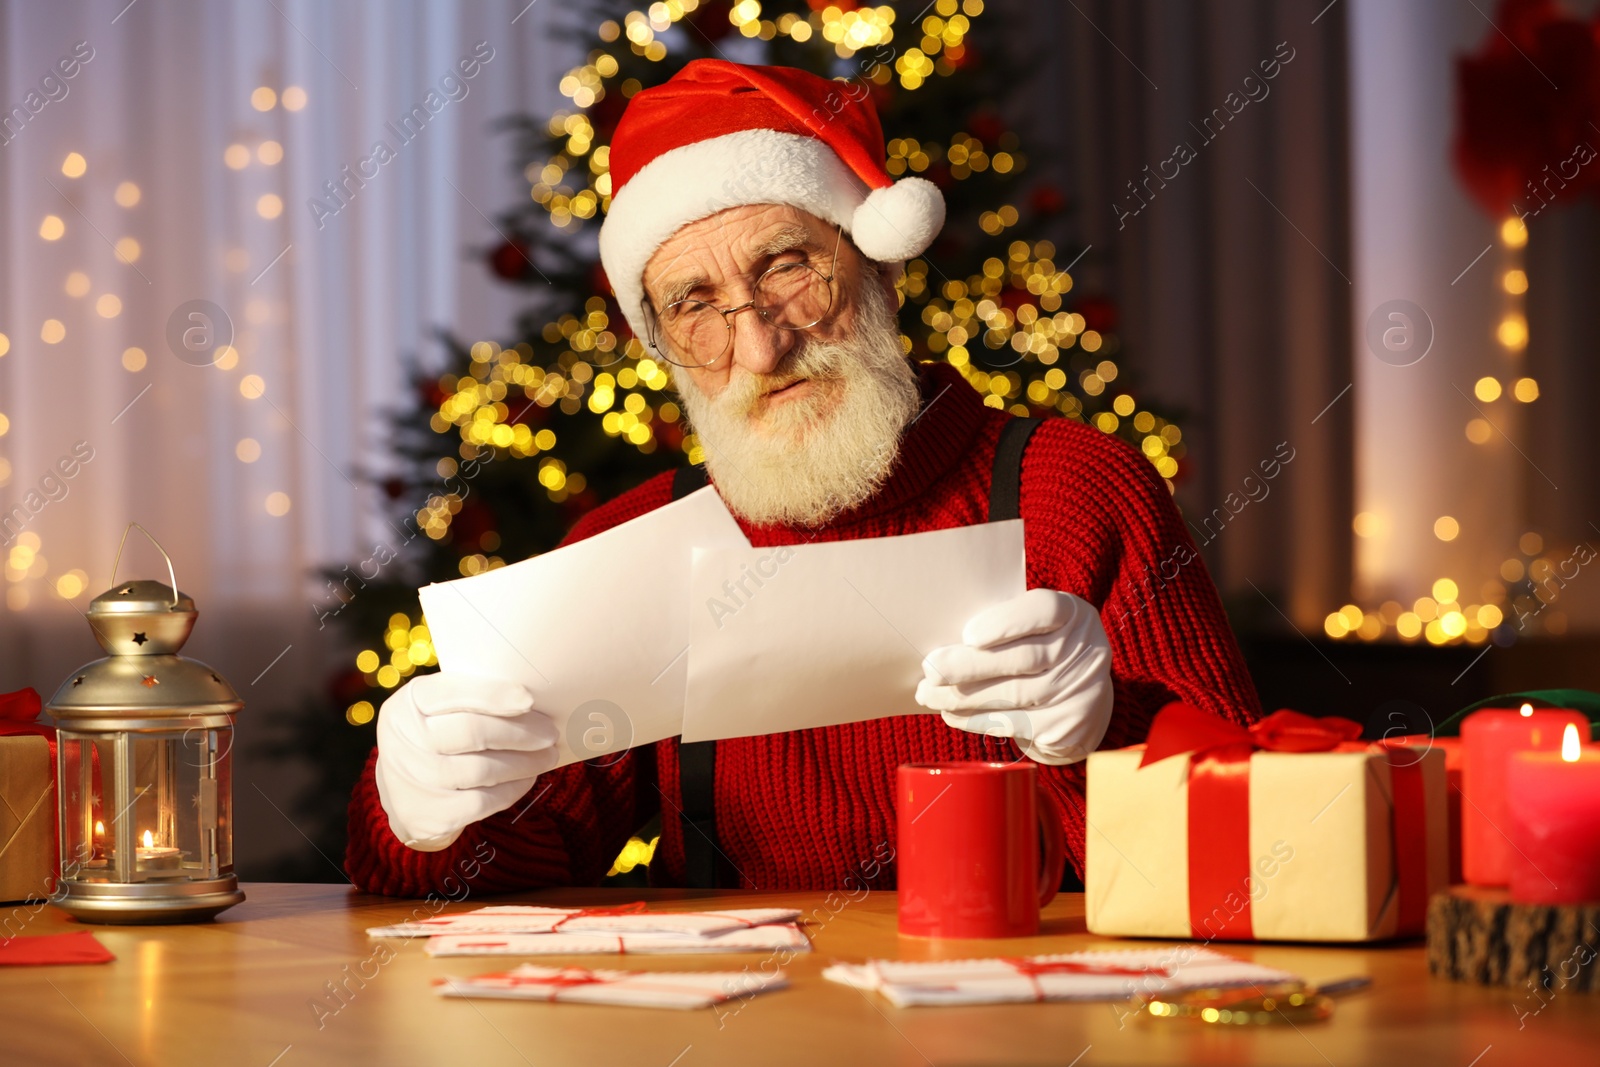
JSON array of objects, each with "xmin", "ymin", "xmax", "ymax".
[{"xmin": 598, "ymin": 59, "xmax": 946, "ymax": 340}]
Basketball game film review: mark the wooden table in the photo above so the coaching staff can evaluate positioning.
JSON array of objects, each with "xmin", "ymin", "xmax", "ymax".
[{"xmin": 0, "ymin": 883, "xmax": 1590, "ymax": 1065}]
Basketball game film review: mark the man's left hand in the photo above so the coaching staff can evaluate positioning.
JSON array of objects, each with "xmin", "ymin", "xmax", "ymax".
[{"xmin": 915, "ymin": 588, "xmax": 1114, "ymax": 765}]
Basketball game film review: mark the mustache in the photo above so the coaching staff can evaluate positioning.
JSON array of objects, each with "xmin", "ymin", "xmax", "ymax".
[{"xmin": 716, "ymin": 340, "xmax": 850, "ymax": 418}]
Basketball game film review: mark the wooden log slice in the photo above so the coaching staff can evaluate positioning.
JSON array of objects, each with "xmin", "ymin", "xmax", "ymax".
[{"xmin": 1427, "ymin": 886, "xmax": 1600, "ymax": 990}]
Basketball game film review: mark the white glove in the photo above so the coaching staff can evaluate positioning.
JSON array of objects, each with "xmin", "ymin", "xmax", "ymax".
[
  {"xmin": 915, "ymin": 588, "xmax": 1114, "ymax": 765},
  {"xmin": 374, "ymin": 672, "xmax": 560, "ymax": 852}
]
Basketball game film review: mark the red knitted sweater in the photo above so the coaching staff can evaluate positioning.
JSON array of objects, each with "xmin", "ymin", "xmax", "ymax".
[{"xmin": 345, "ymin": 362, "xmax": 1262, "ymax": 896}]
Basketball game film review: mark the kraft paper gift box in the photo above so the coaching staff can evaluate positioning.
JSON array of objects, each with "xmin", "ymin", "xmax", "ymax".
[
  {"xmin": 1085, "ymin": 705, "xmax": 1449, "ymax": 942},
  {"xmin": 0, "ymin": 690, "xmax": 57, "ymax": 904}
]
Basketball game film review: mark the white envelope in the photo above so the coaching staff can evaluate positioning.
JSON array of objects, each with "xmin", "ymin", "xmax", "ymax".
[
  {"xmin": 681, "ymin": 520, "xmax": 1026, "ymax": 742},
  {"xmin": 418, "ymin": 487, "xmax": 750, "ymax": 768}
]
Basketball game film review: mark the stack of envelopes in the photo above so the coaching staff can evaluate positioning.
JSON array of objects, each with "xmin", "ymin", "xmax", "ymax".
[{"xmin": 369, "ymin": 904, "xmax": 810, "ymax": 956}]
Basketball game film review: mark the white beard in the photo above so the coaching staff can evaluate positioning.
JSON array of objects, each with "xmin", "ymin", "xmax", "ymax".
[{"xmin": 671, "ymin": 285, "xmax": 922, "ymax": 527}]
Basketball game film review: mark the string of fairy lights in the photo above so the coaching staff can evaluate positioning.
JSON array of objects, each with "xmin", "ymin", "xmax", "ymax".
[{"xmin": 1327, "ymin": 213, "xmax": 1554, "ymax": 647}]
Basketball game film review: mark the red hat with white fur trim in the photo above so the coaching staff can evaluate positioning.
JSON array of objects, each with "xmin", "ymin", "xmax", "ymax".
[{"xmin": 598, "ymin": 59, "xmax": 945, "ymax": 339}]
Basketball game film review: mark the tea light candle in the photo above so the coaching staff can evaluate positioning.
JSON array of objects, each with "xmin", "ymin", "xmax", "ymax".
[
  {"xmin": 1461, "ymin": 704, "xmax": 1590, "ymax": 885},
  {"xmin": 135, "ymin": 829, "xmax": 181, "ymax": 873},
  {"xmin": 1508, "ymin": 724, "xmax": 1600, "ymax": 905}
]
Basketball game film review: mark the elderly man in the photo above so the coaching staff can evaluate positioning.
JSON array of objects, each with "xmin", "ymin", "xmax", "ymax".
[{"xmin": 346, "ymin": 60, "xmax": 1259, "ymax": 895}]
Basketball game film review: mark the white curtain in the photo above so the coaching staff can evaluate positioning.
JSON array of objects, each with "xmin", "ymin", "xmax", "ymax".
[{"xmin": 0, "ymin": 0, "xmax": 575, "ymax": 870}]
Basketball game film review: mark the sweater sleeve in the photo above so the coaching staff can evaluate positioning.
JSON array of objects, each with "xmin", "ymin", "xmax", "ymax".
[
  {"xmin": 343, "ymin": 472, "xmax": 679, "ymax": 896},
  {"xmin": 1018, "ymin": 419, "xmax": 1263, "ymax": 873}
]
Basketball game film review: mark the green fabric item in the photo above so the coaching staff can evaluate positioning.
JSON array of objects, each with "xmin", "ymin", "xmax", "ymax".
[{"xmin": 1434, "ymin": 689, "xmax": 1600, "ymax": 736}]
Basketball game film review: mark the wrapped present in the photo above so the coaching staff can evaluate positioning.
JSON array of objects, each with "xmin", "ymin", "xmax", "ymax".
[
  {"xmin": 1385, "ymin": 734, "xmax": 1462, "ymax": 883},
  {"xmin": 0, "ymin": 689, "xmax": 56, "ymax": 905},
  {"xmin": 1086, "ymin": 705, "xmax": 1448, "ymax": 942}
]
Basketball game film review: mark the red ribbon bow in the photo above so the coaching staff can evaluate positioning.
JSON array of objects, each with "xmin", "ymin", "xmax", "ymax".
[
  {"xmin": 1139, "ymin": 704, "xmax": 1362, "ymax": 768},
  {"xmin": 0, "ymin": 687, "xmax": 49, "ymax": 741},
  {"xmin": 1136, "ymin": 703, "xmax": 1430, "ymax": 940}
]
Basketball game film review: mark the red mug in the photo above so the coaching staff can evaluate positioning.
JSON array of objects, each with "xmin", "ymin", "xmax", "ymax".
[{"xmin": 896, "ymin": 761, "xmax": 1066, "ymax": 938}]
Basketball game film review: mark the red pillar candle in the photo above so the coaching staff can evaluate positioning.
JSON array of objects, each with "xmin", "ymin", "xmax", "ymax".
[
  {"xmin": 1460, "ymin": 704, "xmax": 1590, "ymax": 886},
  {"xmin": 1508, "ymin": 724, "xmax": 1600, "ymax": 905}
]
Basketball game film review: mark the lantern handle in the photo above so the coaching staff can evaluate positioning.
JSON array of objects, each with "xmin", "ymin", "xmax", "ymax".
[{"xmin": 109, "ymin": 522, "xmax": 180, "ymax": 608}]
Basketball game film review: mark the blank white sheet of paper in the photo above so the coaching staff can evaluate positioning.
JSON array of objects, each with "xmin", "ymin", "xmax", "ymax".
[
  {"xmin": 681, "ymin": 519, "xmax": 1026, "ymax": 743},
  {"xmin": 418, "ymin": 486, "xmax": 750, "ymax": 768}
]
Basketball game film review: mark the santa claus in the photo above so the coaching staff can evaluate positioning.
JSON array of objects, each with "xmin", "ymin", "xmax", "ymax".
[{"xmin": 347, "ymin": 60, "xmax": 1260, "ymax": 894}]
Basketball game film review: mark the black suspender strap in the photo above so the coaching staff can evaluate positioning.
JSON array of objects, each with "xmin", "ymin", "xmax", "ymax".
[
  {"xmin": 672, "ymin": 463, "xmax": 710, "ymax": 499},
  {"xmin": 989, "ymin": 417, "xmax": 1041, "ymax": 522},
  {"xmin": 670, "ymin": 464, "xmax": 721, "ymax": 887}
]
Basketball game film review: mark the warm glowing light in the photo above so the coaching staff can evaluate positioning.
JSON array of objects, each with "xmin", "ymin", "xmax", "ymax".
[
  {"xmin": 257, "ymin": 140, "xmax": 283, "ymax": 165},
  {"xmin": 1473, "ymin": 376, "xmax": 1502, "ymax": 402},
  {"xmin": 235, "ymin": 438, "xmax": 261, "ymax": 463},
  {"xmin": 1562, "ymin": 722, "xmax": 1581, "ymax": 762},
  {"xmin": 61, "ymin": 152, "xmax": 87, "ymax": 178},
  {"xmin": 251, "ymin": 86, "xmax": 277, "ymax": 111},
  {"xmin": 265, "ymin": 491, "xmax": 291, "ymax": 516},
  {"xmin": 94, "ymin": 820, "xmax": 104, "ymax": 837},
  {"xmin": 0, "ymin": 334, "xmax": 8, "ymax": 358},
  {"xmin": 257, "ymin": 194, "xmax": 283, "ymax": 219},
  {"xmin": 1465, "ymin": 418, "xmax": 1493, "ymax": 444},
  {"xmin": 96, "ymin": 294, "xmax": 122, "ymax": 318},
  {"xmin": 1503, "ymin": 269, "xmax": 1528, "ymax": 294},
  {"xmin": 40, "ymin": 320, "xmax": 65, "ymax": 344},
  {"xmin": 282, "ymin": 86, "xmax": 308, "ymax": 111},
  {"xmin": 1500, "ymin": 216, "xmax": 1528, "ymax": 248},
  {"xmin": 1432, "ymin": 578, "xmax": 1458, "ymax": 602},
  {"xmin": 240, "ymin": 375, "xmax": 265, "ymax": 398},
  {"xmin": 1520, "ymin": 703, "xmax": 1534, "ymax": 718},
  {"xmin": 224, "ymin": 144, "xmax": 251, "ymax": 169},
  {"xmin": 39, "ymin": 215, "xmax": 65, "ymax": 240},
  {"xmin": 142, "ymin": 829, "xmax": 154, "ymax": 849},
  {"xmin": 65, "ymin": 272, "xmax": 91, "ymax": 297},
  {"xmin": 115, "ymin": 237, "xmax": 141, "ymax": 263},
  {"xmin": 1512, "ymin": 377, "xmax": 1539, "ymax": 402},
  {"xmin": 122, "ymin": 347, "xmax": 146, "ymax": 372},
  {"xmin": 1497, "ymin": 315, "xmax": 1528, "ymax": 350},
  {"xmin": 1434, "ymin": 515, "xmax": 1459, "ymax": 542},
  {"xmin": 115, "ymin": 181, "xmax": 141, "ymax": 207}
]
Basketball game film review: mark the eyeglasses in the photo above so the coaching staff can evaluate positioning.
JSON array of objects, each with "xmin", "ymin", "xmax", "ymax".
[{"xmin": 644, "ymin": 226, "xmax": 844, "ymax": 369}]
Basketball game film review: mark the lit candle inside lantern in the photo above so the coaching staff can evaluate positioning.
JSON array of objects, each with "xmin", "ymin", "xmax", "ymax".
[
  {"xmin": 1461, "ymin": 703, "xmax": 1590, "ymax": 885},
  {"xmin": 135, "ymin": 829, "xmax": 181, "ymax": 873},
  {"xmin": 1508, "ymin": 724, "xmax": 1600, "ymax": 905},
  {"xmin": 86, "ymin": 819, "xmax": 108, "ymax": 868}
]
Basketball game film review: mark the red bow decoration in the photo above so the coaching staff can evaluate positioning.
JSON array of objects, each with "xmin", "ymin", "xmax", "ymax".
[
  {"xmin": 1135, "ymin": 703, "xmax": 1431, "ymax": 940},
  {"xmin": 1139, "ymin": 705, "xmax": 1362, "ymax": 768},
  {"xmin": 0, "ymin": 687, "xmax": 48, "ymax": 740}
]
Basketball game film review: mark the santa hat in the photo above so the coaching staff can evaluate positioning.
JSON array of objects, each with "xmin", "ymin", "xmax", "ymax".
[{"xmin": 598, "ymin": 59, "xmax": 945, "ymax": 340}]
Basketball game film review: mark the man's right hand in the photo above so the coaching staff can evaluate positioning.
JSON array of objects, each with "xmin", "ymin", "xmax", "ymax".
[{"xmin": 374, "ymin": 672, "xmax": 560, "ymax": 852}]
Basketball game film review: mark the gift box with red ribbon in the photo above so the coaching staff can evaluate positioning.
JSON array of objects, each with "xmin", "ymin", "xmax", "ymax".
[
  {"xmin": 0, "ymin": 688, "xmax": 57, "ymax": 905},
  {"xmin": 1085, "ymin": 704, "xmax": 1449, "ymax": 942}
]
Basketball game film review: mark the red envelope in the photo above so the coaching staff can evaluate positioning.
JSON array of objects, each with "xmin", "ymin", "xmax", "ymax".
[{"xmin": 0, "ymin": 931, "xmax": 115, "ymax": 966}]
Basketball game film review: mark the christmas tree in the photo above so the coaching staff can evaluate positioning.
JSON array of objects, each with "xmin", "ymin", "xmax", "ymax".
[{"xmin": 268, "ymin": 0, "xmax": 1188, "ymax": 881}]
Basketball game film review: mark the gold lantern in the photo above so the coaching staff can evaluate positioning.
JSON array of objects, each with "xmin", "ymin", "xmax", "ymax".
[{"xmin": 45, "ymin": 525, "xmax": 244, "ymax": 923}]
